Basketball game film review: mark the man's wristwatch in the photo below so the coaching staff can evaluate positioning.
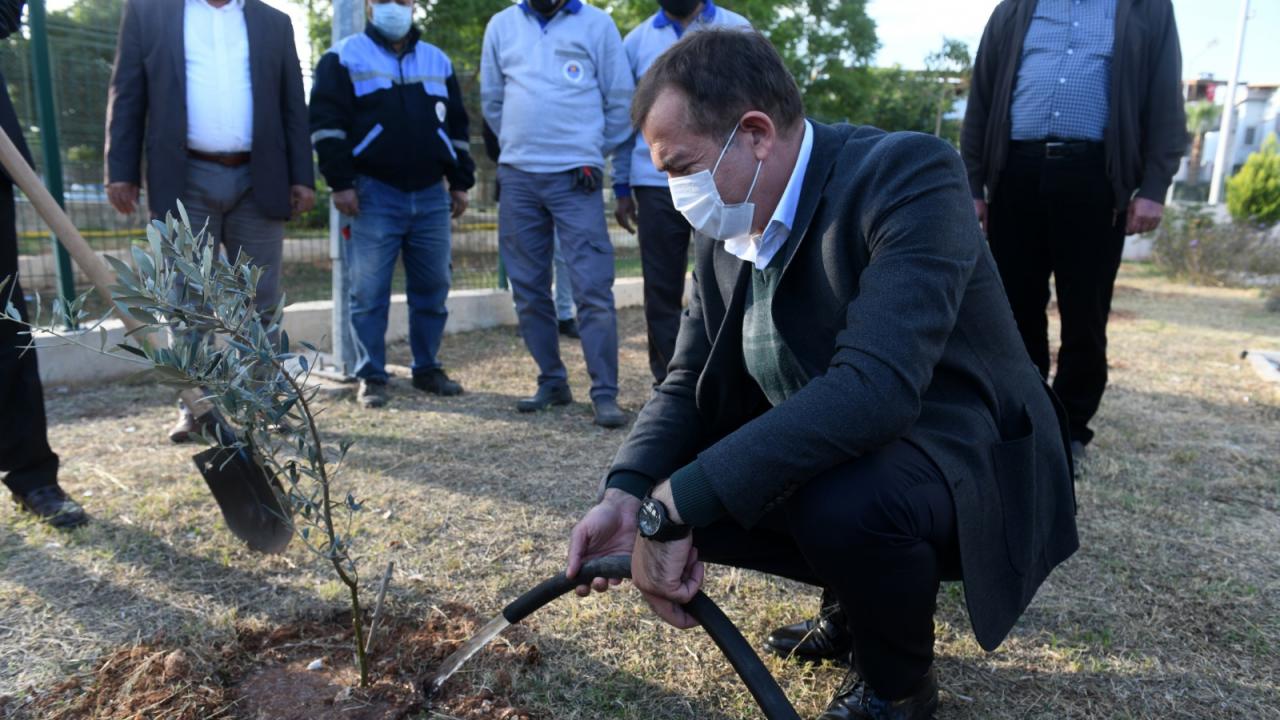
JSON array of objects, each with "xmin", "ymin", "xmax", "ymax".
[{"xmin": 637, "ymin": 496, "xmax": 691, "ymax": 542}]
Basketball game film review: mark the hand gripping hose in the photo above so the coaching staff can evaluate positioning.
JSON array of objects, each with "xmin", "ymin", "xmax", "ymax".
[{"xmin": 501, "ymin": 555, "xmax": 800, "ymax": 720}]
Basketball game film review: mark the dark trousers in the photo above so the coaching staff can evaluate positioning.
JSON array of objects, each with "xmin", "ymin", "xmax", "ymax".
[
  {"xmin": 0, "ymin": 177, "xmax": 59, "ymax": 495},
  {"xmin": 633, "ymin": 186, "xmax": 691, "ymax": 384},
  {"xmin": 694, "ymin": 440, "xmax": 959, "ymax": 700},
  {"xmin": 987, "ymin": 144, "xmax": 1126, "ymax": 444}
]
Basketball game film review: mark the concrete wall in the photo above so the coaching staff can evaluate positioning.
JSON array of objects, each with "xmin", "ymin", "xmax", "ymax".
[{"xmin": 32, "ymin": 276, "xmax": 648, "ymax": 387}]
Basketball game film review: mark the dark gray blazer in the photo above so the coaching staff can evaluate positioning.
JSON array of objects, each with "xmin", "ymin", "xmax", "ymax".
[
  {"xmin": 610, "ymin": 122, "xmax": 1079, "ymax": 651},
  {"xmin": 104, "ymin": 0, "xmax": 314, "ymax": 220}
]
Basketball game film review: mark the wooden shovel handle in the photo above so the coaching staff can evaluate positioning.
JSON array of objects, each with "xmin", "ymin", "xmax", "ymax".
[{"xmin": 0, "ymin": 127, "xmax": 213, "ymax": 417}]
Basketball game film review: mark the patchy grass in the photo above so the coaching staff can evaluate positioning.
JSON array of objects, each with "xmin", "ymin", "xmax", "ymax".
[{"xmin": 2, "ymin": 263, "xmax": 1278, "ymax": 719}]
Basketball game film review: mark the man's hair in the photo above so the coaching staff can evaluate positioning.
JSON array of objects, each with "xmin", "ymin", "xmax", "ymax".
[{"xmin": 631, "ymin": 29, "xmax": 805, "ymax": 138}]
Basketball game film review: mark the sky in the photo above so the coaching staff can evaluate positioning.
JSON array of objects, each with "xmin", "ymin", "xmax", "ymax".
[
  {"xmin": 867, "ymin": 0, "xmax": 1280, "ymax": 82},
  {"xmin": 46, "ymin": 0, "xmax": 1280, "ymax": 85}
]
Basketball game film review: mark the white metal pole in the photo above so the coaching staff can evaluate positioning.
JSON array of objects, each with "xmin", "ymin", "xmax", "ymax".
[
  {"xmin": 1208, "ymin": 0, "xmax": 1250, "ymax": 205},
  {"xmin": 327, "ymin": 0, "xmax": 365, "ymax": 378}
]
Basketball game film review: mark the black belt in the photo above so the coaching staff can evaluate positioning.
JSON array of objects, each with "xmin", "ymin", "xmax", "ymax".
[
  {"xmin": 1010, "ymin": 140, "xmax": 1102, "ymax": 159},
  {"xmin": 188, "ymin": 149, "xmax": 251, "ymax": 167}
]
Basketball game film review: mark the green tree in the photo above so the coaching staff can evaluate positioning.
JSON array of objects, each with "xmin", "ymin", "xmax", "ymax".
[
  {"xmin": 0, "ymin": 0, "xmax": 121, "ymax": 184},
  {"xmin": 726, "ymin": 0, "xmax": 879, "ymax": 123},
  {"xmin": 923, "ymin": 38, "xmax": 970, "ymax": 142},
  {"xmin": 1184, "ymin": 100, "xmax": 1222, "ymax": 187},
  {"xmin": 1227, "ymin": 134, "xmax": 1280, "ymax": 226},
  {"xmin": 297, "ymin": 0, "xmax": 880, "ymax": 124}
]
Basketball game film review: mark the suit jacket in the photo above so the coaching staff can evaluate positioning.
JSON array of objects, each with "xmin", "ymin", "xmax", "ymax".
[
  {"xmin": 104, "ymin": 0, "xmax": 314, "ymax": 220},
  {"xmin": 610, "ymin": 122, "xmax": 1079, "ymax": 651},
  {"xmin": 962, "ymin": 0, "xmax": 1187, "ymax": 210}
]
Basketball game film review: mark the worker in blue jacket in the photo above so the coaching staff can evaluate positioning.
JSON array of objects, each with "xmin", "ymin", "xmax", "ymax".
[{"xmin": 311, "ymin": 0, "xmax": 475, "ymax": 409}]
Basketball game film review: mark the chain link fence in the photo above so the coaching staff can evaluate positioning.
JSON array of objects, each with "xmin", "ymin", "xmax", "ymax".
[{"xmin": 1, "ymin": 19, "xmax": 642, "ymax": 320}]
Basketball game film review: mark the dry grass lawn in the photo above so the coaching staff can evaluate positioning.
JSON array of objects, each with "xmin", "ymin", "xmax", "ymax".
[{"xmin": 1, "ymin": 263, "xmax": 1278, "ymax": 719}]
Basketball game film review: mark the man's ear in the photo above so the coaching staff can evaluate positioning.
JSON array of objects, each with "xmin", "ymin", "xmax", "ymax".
[{"xmin": 739, "ymin": 111, "xmax": 777, "ymax": 162}]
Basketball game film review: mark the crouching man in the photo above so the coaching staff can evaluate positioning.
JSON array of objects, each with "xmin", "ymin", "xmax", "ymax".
[{"xmin": 565, "ymin": 29, "xmax": 1078, "ymax": 719}]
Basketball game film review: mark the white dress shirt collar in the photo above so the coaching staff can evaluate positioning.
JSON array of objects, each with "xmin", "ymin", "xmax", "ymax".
[{"xmin": 722, "ymin": 119, "xmax": 814, "ymax": 269}]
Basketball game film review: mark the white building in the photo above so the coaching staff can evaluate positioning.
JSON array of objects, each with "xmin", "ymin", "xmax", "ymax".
[{"xmin": 1177, "ymin": 78, "xmax": 1280, "ymax": 190}]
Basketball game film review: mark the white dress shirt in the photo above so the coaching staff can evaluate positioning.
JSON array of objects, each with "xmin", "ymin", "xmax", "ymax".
[
  {"xmin": 723, "ymin": 120, "xmax": 815, "ymax": 269},
  {"xmin": 184, "ymin": 0, "xmax": 254, "ymax": 153}
]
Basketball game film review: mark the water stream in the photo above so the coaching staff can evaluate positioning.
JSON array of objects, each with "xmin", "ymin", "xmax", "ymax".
[{"xmin": 428, "ymin": 613, "xmax": 511, "ymax": 696}]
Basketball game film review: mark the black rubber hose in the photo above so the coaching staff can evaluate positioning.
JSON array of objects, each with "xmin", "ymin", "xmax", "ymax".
[{"xmin": 501, "ymin": 555, "xmax": 800, "ymax": 720}]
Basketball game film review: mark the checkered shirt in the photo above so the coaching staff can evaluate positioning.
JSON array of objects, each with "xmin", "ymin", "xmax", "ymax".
[{"xmin": 1010, "ymin": 0, "xmax": 1116, "ymax": 142}]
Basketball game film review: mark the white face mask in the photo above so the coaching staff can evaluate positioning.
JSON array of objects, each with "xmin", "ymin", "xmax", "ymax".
[
  {"xmin": 370, "ymin": 3, "xmax": 413, "ymax": 41},
  {"xmin": 668, "ymin": 125, "xmax": 762, "ymax": 244}
]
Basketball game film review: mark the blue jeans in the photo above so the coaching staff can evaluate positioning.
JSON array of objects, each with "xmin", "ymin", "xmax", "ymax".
[{"xmin": 348, "ymin": 176, "xmax": 452, "ymax": 382}]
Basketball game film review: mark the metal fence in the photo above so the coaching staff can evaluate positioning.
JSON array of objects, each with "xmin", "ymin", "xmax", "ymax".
[{"xmin": 1, "ymin": 19, "xmax": 641, "ymax": 319}]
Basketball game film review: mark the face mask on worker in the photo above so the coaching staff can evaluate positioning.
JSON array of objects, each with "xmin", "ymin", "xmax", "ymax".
[
  {"xmin": 658, "ymin": 0, "xmax": 701, "ymax": 19},
  {"xmin": 668, "ymin": 124, "xmax": 762, "ymax": 244},
  {"xmin": 370, "ymin": 2, "xmax": 413, "ymax": 41},
  {"xmin": 527, "ymin": 0, "xmax": 562, "ymax": 16}
]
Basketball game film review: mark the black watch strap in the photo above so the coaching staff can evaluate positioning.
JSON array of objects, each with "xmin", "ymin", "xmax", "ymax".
[{"xmin": 638, "ymin": 496, "xmax": 691, "ymax": 542}]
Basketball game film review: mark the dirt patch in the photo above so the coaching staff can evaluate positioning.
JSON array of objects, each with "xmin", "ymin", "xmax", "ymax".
[{"xmin": 11, "ymin": 603, "xmax": 537, "ymax": 720}]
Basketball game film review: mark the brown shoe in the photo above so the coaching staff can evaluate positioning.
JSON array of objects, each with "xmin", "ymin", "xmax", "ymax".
[{"xmin": 168, "ymin": 404, "xmax": 217, "ymax": 444}]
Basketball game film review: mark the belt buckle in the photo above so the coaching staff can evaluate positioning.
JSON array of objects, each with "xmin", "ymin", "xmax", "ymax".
[{"xmin": 1044, "ymin": 142, "xmax": 1066, "ymax": 159}]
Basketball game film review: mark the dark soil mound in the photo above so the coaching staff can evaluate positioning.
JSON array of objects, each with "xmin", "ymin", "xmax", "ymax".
[{"xmin": 7, "ymin": 603, "xmax": 538, "ymax": 720}]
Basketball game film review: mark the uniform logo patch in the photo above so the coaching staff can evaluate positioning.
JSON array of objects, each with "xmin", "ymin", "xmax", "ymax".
[
  {"xmin": 436, "ymin": 101, "xmax": 447, "ymax": 123},
  {"xmin": 562, "ymin": 60, "xmax": 584, "ymax": 83}
]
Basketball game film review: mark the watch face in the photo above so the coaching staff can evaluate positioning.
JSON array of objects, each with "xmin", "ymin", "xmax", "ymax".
[{"xmin": 638, "ymin": 499, "xmax": 663, "ymax": 537}]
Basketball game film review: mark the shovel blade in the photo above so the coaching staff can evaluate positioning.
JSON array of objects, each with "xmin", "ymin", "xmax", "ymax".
[{"xmin": 193, "ymin": 446, "xmax": 292, "ymax": 554}]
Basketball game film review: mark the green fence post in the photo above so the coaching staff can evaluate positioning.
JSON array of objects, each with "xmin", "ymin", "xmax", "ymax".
[
  {"xmin": 28, "ymin": 0, "xmax": 76, "ymax": 329},
  {"xmin": 497, "ymin": 256, "xmax": 508, "ymax": 290}
]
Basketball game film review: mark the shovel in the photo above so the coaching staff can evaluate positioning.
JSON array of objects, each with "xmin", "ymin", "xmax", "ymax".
[{"xmin": 0, "ymin": 128, "xmax": 291, "ymax": 554}]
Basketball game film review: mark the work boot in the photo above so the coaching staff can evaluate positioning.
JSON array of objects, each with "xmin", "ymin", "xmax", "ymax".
[
  {"xmin": 765, "ymin": 589, "xmax": 853, "ymax": 665},
  {"xmin": 516, "ymin": 383, "xmax": 573, "ymax": 413},
  {"xmin": 358, "ymin": 378, "xmax": 389, "ymax": 408},
  {"xmin": 168, "ymin": 402, "xmax": 217, "ymax": 444},
  {"xmin": 558, "ymin": 318, "xmax": 580, "ymax": 339},
  {"xmin": 413, "ymin": 368, "xmax": 463, "ymax": 396},
  {"xmin": 818, "ymin": 667, "xmax": 938, "ymax": 720},
  {"xmin": 592, "ymin": 397, "xmax": 628, "ymax": 429},
  {"xmin": 12, "ymin": 485, "xmax": 89, "ymax": 530}
]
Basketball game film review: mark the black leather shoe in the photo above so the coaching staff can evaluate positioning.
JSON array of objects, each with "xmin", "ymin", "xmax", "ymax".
[
  {"xmin": 592, "ymin": 397, "xmax": 628, "ymax": 428},
  {"xmin": 516, "ymin": 383, "xmax": 573, "ymax": 412},
  {"xmin": 558, "ymin": 318, "xmax": 580, "ymax": 339},
  {"xmin": 413, "ymin": 368, "xmax": 463, "ymax": 396},
  {"xmin": 765, "ymin": 589, "xmax": 853, "ymax": 665},
  {"xmin": 818, "ymin": 667, "xmax": 938, "ymax": 720},
  {"xmin": 358, "ymin": 379, "xmax": 389, "ymax": 408},
  {"xmin": 13, "ymin": 485, "xmax": 89, "ymax": 530}
]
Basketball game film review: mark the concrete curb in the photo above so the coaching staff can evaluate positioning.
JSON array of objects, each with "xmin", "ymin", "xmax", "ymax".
[{"xmin": 33, "ymin": 276, "xmax": 651, "ymax": 387}]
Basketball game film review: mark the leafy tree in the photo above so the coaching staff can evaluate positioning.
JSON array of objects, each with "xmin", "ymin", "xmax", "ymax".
[
  {"xmin": 0, "ymin": 0, "xmax": 121, "ymax": 184},
  {"xmin": 711, "ymin": 0, "xmax": 879, "ymax": 123},
  {"xmin": 1184, "ymin": 100, "xmax": 1222, "ymax": 187},
  {"xmin": 298, "ymin": 0, "xmax": 880, "ymax": 124},
  {"xmin": 3, "ymin": 208, "xmax": 376, "ymax": 686},
  {"xmin": 1227, "ymin": 134, "xmax": 1280, "ymax": 226}
]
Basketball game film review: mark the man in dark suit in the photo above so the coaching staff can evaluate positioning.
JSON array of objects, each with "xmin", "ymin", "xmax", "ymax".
[
  {"xmin": 104, "ymin": 0, "xmax": 315, "ymax": 440},
  {"xmin": 565, "ymin": 30, "xmax": 1078, "ymax": 719},
  {"xmin": 0, "ymin": 2, "xmax": 89, "ymax": 530}
]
